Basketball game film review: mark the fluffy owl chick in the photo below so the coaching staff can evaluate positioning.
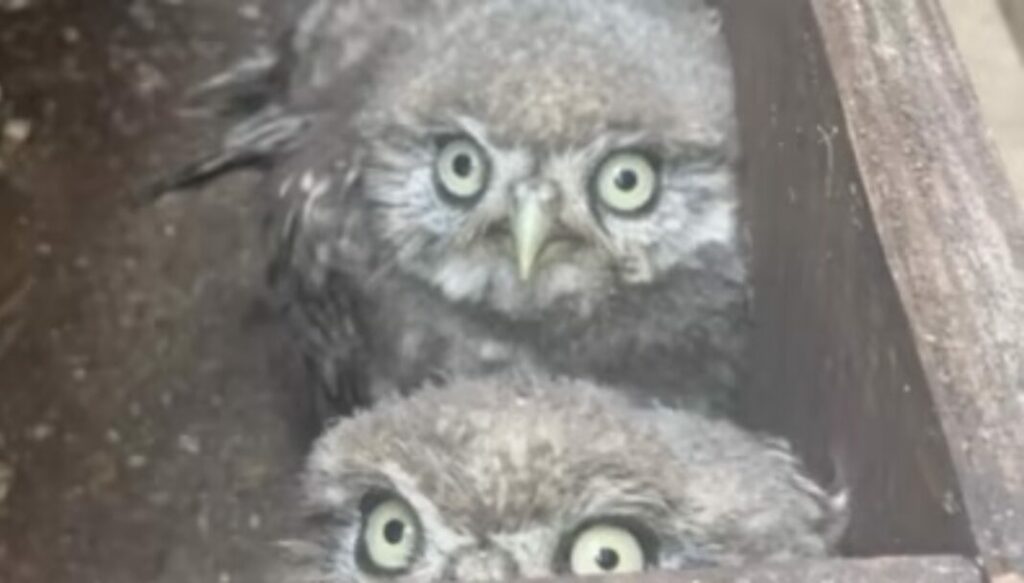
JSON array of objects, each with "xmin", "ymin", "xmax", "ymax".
[
  {"xmin": 284, "ymin": 374, "xmax": 846, "ymax": 582},
  {"xmin": 153, "ymin": 0, "xmax": 748, "ymax": 415},
  {"xmin": 269, "ymin": 0, "xmax": 748, "ymax": 415}
]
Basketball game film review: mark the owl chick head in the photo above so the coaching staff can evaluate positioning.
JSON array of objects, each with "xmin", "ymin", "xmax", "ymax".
[
  {"xmin": 288, "ymin": 373, "xmax": 845, "ymax": 582},
  {"xmin": 306, "ymin": 0, "xmax": 741, "ymax": 318}
]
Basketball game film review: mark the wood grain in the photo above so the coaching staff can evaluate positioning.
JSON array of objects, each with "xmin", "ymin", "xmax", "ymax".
[
  {"xmin": 542, "ymin": 556, "xmax": 981, "ymax": 583},
  {"xmin": 813, "ymin": 0, "xmax": 1024, "ymax": 577},
  {"xmin": 722, "ymin": 0, "xmax": 975, "ymax": 560}
]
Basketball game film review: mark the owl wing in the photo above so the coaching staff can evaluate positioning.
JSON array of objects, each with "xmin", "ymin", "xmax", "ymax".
[
  {"xmin": 273, "ymin": 251, "xmax": 375, "ymax": 420},
  {"xmin": 267, "ymin": 134, "xmax": 381, "ymax": 422},
  {"xmin": 141, "ymin": 0, "xmax": 458, "ymax": 418}
]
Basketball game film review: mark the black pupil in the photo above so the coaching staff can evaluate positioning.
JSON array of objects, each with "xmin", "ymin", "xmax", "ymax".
[
  {"xmin": 452, "ymin": 153, "xmax": 474, "ymax": 178},
  {"xmin": 383, "ymin": 520, "xmax": 405, "ymax": 545},
  {"xmin": 595, "ymin": 548, "xmax": 620, "ymax": 571},
  {"xmin": 615, "ymin": 169, "xmax": 639, "ymax": 191}
]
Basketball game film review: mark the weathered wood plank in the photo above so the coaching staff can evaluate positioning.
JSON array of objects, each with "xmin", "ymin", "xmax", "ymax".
[
  {"xmin": 813, "ymin": 0, "xmax": 1024, "ymax": 577},
  {"xmin": 541, "ymin": 556, "xmax": 981, "ymax": 583},
  {"xmin": 721, "ymin": 0, "xmax": 975, "ymax": 560}
]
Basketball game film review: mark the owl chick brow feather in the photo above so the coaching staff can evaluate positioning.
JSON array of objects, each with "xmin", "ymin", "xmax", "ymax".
[
  {"xmin": 304, "ymin": 466, "xmax": 401, "ymax": 518},
  {"xmin": 364, "ymin": 125, "xmax": 638, "ymax": 265},
  {"xmin": 565, "ymin": 484, "xmax": 683, "ymax": 541},
  {"xmin": 362, "ymin": 109, "xmax": 690, "ymax": 165}
]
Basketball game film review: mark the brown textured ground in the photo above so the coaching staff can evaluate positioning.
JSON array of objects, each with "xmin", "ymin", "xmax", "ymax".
[{"xmin": 0, "ymin": 2, "xmax": 315, "ymax": 582}]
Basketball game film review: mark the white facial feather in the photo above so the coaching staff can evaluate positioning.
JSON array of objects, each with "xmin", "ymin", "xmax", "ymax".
[{"xmin": 359, "ymin": 116, "xmax": 739, "ymax": 317}]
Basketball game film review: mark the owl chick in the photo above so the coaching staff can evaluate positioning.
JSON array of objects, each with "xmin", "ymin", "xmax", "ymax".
[
  {"xmin": 282, "ymin": 373, "xmax": 845, "ymax": 582},
  {"xmin": 155, "ymin": 0, "xmax": 748, "ymax": 416}
]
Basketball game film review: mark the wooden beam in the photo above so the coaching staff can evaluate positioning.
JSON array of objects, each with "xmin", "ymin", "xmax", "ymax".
[
  {"xmin": 813, "ymin": 0, "xmax": 1024, "ymax": 577},
  {"xmin": 539, "ymin": 556, "xmax": 981, "ymax": 583},
  {"xmin": 721, "ymin": 0, "xmax": 976, "ymax": 559}
]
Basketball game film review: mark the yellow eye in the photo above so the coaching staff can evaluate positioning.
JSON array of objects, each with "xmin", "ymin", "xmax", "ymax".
[
  {"xmin": 594, "ymin": 152, "xmax": 658, "ymax": 214},
  {"xmin": 569, "ymin": 524, "xmax": 647, "ymax": 577},
  {"xmin": 360, "ymin": 498, "xmax": 420, "ymax": 573},
  {"xmin": 436, "ymin": 137, "xmax": 489, "ymax": 202}
]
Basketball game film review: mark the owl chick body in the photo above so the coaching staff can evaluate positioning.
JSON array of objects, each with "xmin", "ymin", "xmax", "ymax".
[
  {"xmin": 159, "ymin": 0, "xmax": 748, "ymax": 415},
  {"xmin": 284, "ymin": 373, "xmax": 845, "ymax": 582},
  {"xmin": 264, "ymin": 0, "xmax": 749, "ymax": 415}
]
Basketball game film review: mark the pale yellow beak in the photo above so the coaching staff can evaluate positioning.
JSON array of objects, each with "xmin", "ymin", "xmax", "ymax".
[{"xmin": 511, "ymin": 195, "xmax": 553, "ymax": 281}]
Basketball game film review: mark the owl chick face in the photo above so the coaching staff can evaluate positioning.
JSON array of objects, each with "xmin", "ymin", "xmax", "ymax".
[
  {"xmin": 294, "ymin": 375, "xmax": 843, "ymax": 582},
  {"xmin": 351, "ymin": 0, "xmax": 739, "ymax": 318}
]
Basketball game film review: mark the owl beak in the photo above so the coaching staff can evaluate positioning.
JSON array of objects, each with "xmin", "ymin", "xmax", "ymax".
[{"xmin": 512, "ymin": 195, "xmax": 553, "ymax": 281}]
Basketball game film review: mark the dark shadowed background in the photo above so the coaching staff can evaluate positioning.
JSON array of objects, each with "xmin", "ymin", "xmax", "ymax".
[{"xmin": 1, "ymin": 1, "xmax": 315, "ymax": 581}]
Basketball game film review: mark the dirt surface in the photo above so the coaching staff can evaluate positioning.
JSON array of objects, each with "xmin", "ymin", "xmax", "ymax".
[{"xmin": 0, "ymin": 1, "xmax": 315, "ymax": 581}]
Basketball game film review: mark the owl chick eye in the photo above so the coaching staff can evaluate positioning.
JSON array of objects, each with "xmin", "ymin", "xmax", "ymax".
[
  {"xmin": 357, "ymin": 495, "xmax": 422, "ymax": 575},
  {"xmin": 435, "ymin": 136, "xmax": 490, "ymax": 204},
  {"xmin": 567, "ymin": 523, "xmax": 650, "ymax": 577},
  {"xmin": 593, "ymin": 151, "xmax": 659, "ymax": 215}
]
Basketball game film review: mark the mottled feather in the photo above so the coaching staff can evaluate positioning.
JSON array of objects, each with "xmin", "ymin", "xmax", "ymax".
[
  {"xmin": 281, "ymin": 373, "xmax": 846, "ymax": 581},
  {"xmin": 149, "ymin": 0, "xmax": 749, "ymax": 418}
]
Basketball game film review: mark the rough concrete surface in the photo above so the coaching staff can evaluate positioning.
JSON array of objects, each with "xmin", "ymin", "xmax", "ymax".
[{"xmin": 0, "ymin": 1, "xmax": 314, "ymax": 582}]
